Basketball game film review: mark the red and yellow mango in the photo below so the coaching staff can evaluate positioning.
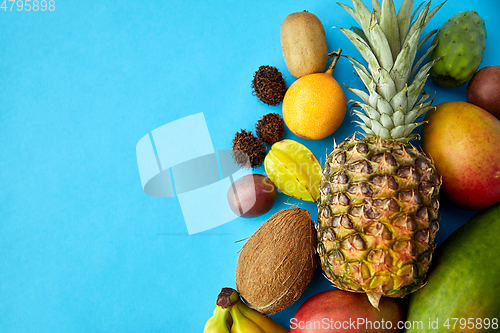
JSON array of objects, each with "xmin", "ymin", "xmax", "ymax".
[{"xmin": 422, "ymin": 101, "xmax": 500, "ymax": 210}]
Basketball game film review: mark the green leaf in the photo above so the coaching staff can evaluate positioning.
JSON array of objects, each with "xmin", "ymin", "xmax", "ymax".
[
  {"xmin": 404, "ymin": 109, "xmax": 420, "ymax": 124},
  {"xmin": 368, "ymin": 12, "xmax": 394, "ymax": 71},
  {"xmin": 348, "ymin": 98, "xmax": 362, "ymax": 105},
  {"xmin": 354, "ymin": 122, "xmax": 375, "ymax": 136},
  {"xmin": 390, "ymin": 84, "xmax": 408, "ymax": 115},
  {"xmin": 392, "ymin": 110, "xmax": 406, "ymax": 127},
  {"xmin": 373, "ymin": 67, "xmax": 397, "ymax": 101},
  {"xmin": 346, "ymin": 86, "xmax": 371, "ymax": 105},
  {"xmin": 351, "ymin": 26, "xmax": 370, "ymax": 44},
  {"xmin": 377, "ymin": 96, "xmax": 394, "ymax": 115},
  {"xmin": 424, "ymin": 1, "xmax": 446, "ymax": 27},
  {"xmin": 391, "ymin": 28, "xmax": 421, "ymax": 90},
  {"xmin": 348, "ymin": 61, "xmax": 376, "ymax": 96},
  {"xmin": 407, "ymin": 74, "xmax": 428, "ymax": 110},
  {"xmin": 353, "ymin": 110, "xmax": 373, "ymax": 127},
  {"xmin": 403, "ymin": 122, "xmax": 424, "ymax": 138},
  {"xmin": 413, "ymin": 56, "xmax": 441, "ymax": 84},
  {"xmin": 396, "ymin": 0, "xmax": 414, "ymax": 45},
  {"xmin": 371, "ymin": 119, "xmax": 391, "ymax": 139},
  {"xmin": 380, "ymin": 0, "xmax": 401, "ymax": 60},
  {"xmin": 410, "ymin": 2, "xmax": 424, "ymax": 26},
  {"xmin": 403, "ymin": 1, "xmax": 430, "ymax": 48},
  {"xmin": 337, "ymin": 27, "xmax": 381, "ymax": 73},
  {"xmin": 380, "ymin": 113, "xmax": 394, "ymax": 129},
  {"xmin": 417, "ymin": 28, "xmax": 438, "ymax": 51},
  {"xmin": 419, "ymin": 100, "xmax": 434, "ymax": 109},
  {"xmin": 415, "ymin": 92, "xmax": 434, "ymax": 106},
  {"xmin": 345, "ymin": 56, "xmax": 376, "ymax": 95},
  {"xmin": 406, "ymin": 104, "xmax": 434, "ymax": 123},
  {"xmin": 390, "ymin": 125, "xmax": 405, "ymax": 138},
  {"xmin": 338, "ymin": 3, "xmax": 362, "ymax": 27},
  {"xmin": 345, "ymin": 55, "xmax": 372, "ymax": 79},
  {"xmin": 410, "ymin": 41, "xmax": 437, "ymax": 80},
  {"xmin": 351, "ymin": 0, "xmax": 374, "ymax": 42},
  {"xmin": 407, "ymin": 58, "xmax": 440, "ymax": 108},
  {"xmin": 357, "ymin": 101, "xmax": 382, "ymax": 120},
  {"xmin": 372, "ymin": 0, "xmax": 381, "ymax": 22}
]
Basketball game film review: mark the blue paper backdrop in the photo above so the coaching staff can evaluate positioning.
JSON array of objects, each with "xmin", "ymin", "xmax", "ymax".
[{"xmin": 1, "ymin": 0, "xmax": 499, "ymax": 331}]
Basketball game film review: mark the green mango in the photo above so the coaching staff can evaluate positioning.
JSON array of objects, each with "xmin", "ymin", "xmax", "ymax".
[{"xmin": 406, "ymin": 202, "xmax": 500, "ymax": 332}]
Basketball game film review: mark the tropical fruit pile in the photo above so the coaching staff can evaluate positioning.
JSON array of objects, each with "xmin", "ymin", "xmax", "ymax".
[{"xmin": 204, "ymin": 0, "xmax": 500, "ymax": 332}]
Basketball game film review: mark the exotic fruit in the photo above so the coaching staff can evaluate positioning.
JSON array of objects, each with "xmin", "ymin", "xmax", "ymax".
[
  {"xmin": 204, "ymin": 288, "xmax": 289, "ymax": 333},
  {"xmin": 317, "ymin": 0, "xmax": 443, "ymax": 308},
  {"xmin": 281, "ymin": 11, "xmax": 329, "ymax": 78},
  {"xmin": 232, "ymin": 130, "xmax": 266, "ymax": 169},
  {"xmin": 255, "ymin": 113, "xmax": 285, "ymax": 145},
  {"xmin": 429, "ymin": 10, "xmax": 487, "ymax": 87},
  {"xmin": 282, "ymin": 49, "xmax": 347, "ymax": 140},
  {"xmin": 422, "ymin": 101, "xmax": 500, "ymax": 210},
  {"xmin": 227, "ymin": 174, "xmax": 277, "ymax": 218},
  {"xmin": 467, "ymin": 65, "xmax": 500, "ymax": 119},
  {"xmin": 264, "ymin": 139, "xmax": 322, "ymax": 202},
  {"xmin": 252, "ymin": 66, "xmax": 288, "ymax": 106},
  {"xmin": 291, "ymin": 289, "xmax": 403, "ymax": 333},
  {"xmin": 236, "ymin": 208, "xmax": 317, "ymax": 314},
  {"xmin": 406, "ymin": 203, "xmax": 500, "ymax": 333}
]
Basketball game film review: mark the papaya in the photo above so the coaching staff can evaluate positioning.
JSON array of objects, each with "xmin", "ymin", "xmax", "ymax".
[{"xmin": 406, "ymin": 202, "xmax": 500, "ymax": 332}]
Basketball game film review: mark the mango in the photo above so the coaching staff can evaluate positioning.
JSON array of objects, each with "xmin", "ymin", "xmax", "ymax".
[
  {"xmin": 406, "ymin": 202, "xmax": 500, "ymax": 332},
  {"xmin": 291, "ymin": 289, "xmax": 403, "ymax": 332},
  {"xmin": 422, "ymin": 101, "xmax": 500, "ymax": 210}
]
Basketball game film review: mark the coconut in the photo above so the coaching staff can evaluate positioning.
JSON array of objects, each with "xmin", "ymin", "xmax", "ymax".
[{"xmin": 235, "ymin": 208, "xmax": 317, "ymax": 314}]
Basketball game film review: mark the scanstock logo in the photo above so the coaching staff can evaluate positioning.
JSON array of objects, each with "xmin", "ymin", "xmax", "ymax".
[{"xmin": 136, "ymin": 113, "xmax": 254, "ymax": 234}]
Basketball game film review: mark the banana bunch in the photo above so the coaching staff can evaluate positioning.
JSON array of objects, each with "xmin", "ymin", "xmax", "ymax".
[{"xmin": 204, "ymin": 288, "xmax": 289, "ymax": 333}]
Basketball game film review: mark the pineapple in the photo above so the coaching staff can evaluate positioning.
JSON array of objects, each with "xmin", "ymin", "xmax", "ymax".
[{"xmin": 317, "ymin": 0, "xmax": 444, "ymax": 308}]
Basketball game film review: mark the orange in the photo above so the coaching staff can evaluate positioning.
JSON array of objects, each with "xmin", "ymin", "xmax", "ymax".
[{"xmin": 282, "ymin": 52, "xmax": 347, "ymax": 140}]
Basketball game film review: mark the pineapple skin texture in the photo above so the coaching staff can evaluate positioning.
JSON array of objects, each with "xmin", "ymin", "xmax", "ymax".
[
  {"xmin": 317, "ymin": 137, "xmax": 441, "ymax": 298},
  {"xmin": 429, "ymin": 11, "xmax": 487, "ymax": 87}
]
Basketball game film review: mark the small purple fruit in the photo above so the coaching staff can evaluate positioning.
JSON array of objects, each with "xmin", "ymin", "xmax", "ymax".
[
  {"xmin": 467, "ymin": 65, "xmax": 500, "ymax": 119},
  {"xmin": 227, "ymin": 174, "xmax": 277, "ymax": 218}
]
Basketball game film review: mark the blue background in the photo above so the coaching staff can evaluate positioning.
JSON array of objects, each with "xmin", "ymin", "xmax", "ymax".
[{"xmin": 1, "ymin": 0, "xmax": 499, "ymax": 331}]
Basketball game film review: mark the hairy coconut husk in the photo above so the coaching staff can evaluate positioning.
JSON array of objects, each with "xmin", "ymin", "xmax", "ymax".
[{"xmin": 235, "ymin": 208, "xmax": 317, "ymax": 314}]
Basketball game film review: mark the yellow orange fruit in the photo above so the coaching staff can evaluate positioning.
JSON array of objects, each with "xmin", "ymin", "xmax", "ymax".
[{"xmin": 283, "ymin": 62, "xmax": 346, "ymax": 140}]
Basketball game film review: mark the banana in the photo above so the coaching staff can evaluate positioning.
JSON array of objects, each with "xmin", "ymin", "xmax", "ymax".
[
  {"xmin": 204, "ymin": 288, "xmax": 240, "ymax": 333},
  {"xmin": 229, "ymin": 302, "xmax": 265, "ymax": 333},
  {"xmin": 204, "ymin": 305, "xmax": 231, "ymax": 333},
  {"xmin": 236, "ymin": 300, "xmax": 289, "ymax": 333},
  {"xmin": 204, "ymin": 288, "xmax": 288, "ymax": 333}
]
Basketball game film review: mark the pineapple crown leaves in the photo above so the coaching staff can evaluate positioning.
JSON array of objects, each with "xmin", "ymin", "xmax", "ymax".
[{"xmin": 336, "ymin": 0, "xmax": 445, "ymax": 142}]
